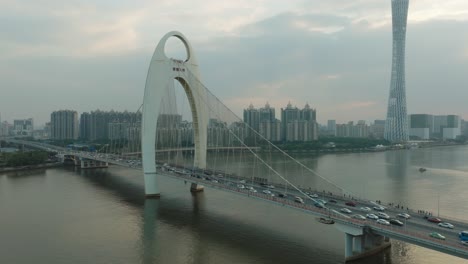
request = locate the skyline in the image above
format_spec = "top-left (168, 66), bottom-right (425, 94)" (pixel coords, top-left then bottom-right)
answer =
top-left (1, 0), bottom-right (468, 125)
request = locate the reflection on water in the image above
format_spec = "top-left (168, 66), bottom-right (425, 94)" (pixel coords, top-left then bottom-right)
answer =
top-left (1, 146), bottom-right (468, 264)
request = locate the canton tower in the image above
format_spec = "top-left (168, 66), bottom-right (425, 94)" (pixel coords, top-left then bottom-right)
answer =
top-left (384, 0), bottom-right (409, 142)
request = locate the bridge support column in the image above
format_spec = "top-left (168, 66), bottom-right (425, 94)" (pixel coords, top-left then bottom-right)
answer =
top-left (190, 183), bottom-right (204, 193)
top-left (144, 172), bottom-right (160, 198)
top-left (345, 233), bottom-right (353, 258)
top-left (336, 224), bottom-right (391, 262)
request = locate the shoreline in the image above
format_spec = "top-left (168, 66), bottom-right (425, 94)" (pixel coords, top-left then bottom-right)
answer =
top-left (0, 162), bottom-right (63, 174)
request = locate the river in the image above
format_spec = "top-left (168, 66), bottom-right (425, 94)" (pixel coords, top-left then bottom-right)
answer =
top-left (1, 145), bottom-right (467, 263)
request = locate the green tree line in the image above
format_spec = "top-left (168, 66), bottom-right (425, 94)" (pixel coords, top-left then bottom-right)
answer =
top-left (3, 151), bottom-right (49, 167)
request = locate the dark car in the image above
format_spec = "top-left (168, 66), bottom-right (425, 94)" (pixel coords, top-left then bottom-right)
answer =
top-left (278, 193), bottom-right (288, 198)
top-left (345, 201), bottom-right (357, 207)
top-left (427, 217), bottom-right (442, 223)
top-left (389, 219), bottom-right (404, 226)
top-left (329, 199), bottom-right (337, 203)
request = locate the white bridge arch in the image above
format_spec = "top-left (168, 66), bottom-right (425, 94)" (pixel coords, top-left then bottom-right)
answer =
top-left (142, 31), bottom-right (208, 197)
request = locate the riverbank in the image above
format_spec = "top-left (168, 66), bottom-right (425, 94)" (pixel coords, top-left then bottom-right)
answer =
top-left (0, 162), bottom-right (63, 174)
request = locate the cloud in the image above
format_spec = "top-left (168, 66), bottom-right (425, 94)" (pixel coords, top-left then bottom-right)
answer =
top-left (1, 1), bottom-right (468, 126)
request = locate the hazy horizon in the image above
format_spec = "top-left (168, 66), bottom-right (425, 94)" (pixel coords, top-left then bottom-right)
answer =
top-left (1, 0), bottom-right (468, 126)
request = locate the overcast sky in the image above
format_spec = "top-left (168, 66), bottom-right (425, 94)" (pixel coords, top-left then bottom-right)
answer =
top-left (1, 0), bottom-right (468, 126)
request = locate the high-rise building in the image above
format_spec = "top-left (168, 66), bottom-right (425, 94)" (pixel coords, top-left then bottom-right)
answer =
top-left (51, 110), bottom-right (79, 140)
top-left (281, 103), bottom-right (317, 141)
top-left (384, 0), bottom-right (410, 142)
top-left (243, 104), bottom-right (260, 137)
top-left (259, 102), bottom-right (275, 122)
top-left (409, 114), bottom-right (432, 139)
top-left (370, 120), bottom-right (386, 139)
top-left (79, 110), bottom-right (141, 141)
top-left (12, 118), bottom-right (34, 136)
top-left (327, 120), bottom-right (336, 136)
top-left (281, 102), bottom-right (300, 140)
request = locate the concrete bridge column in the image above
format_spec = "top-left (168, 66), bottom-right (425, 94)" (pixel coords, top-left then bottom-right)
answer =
top-left (353, 235), bottom-right (363, 254)
top-left (345, 233), bottom-right (353, 258)
top-left (190, 183), bottom-right (204, 193)
top-left (336, 224), bottom-right (391, 262)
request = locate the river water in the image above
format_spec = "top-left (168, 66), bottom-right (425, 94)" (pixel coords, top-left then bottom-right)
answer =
top-left (1, 145), bottom-right (468, 263)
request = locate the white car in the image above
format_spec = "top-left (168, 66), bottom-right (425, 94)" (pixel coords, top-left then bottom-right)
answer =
top-left (249, 188), bottom-right (257, 193)
top-left (340, 208), bottom-right (352, 214)
top-left (239, 180), bottom-right (246, 184)
top-left (376, 219), bottom-right (390, 225)
top-left (352, 214), bottom-right (366, 220)
top-left (397, 213), bottom-right (411, 219)
top-left (310, 193), bottom-right (319, 198)
top-left (438, 222), bottom-right (454, 229)
top-left (294, 196), bottom-right (304, 204)
top-left (376, 212), bottom-right (390, 219)
top-left (237, 184), bottom-right (245, 189)
top-left (267, 185), bottom-right (275, 189)
top-left (262, 190), bottom-right (272, 194)
top-left (373, 206), bottom-right (386, 211)
top-left (366, 214), bottom-right (379, 220)
top-left (360, 207), bottom-right (371, 212)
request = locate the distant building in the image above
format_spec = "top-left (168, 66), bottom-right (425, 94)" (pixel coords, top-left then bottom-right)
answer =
top-left (51, 110), bottom-right (79, 140)
top-left (13, 118), bottom-right (34, 136)
top-left (243, 103), bottom-right (282, 141)
top-left (281, 103), bottom-right (317, 141)
top-left (370, 120), bottom-right (385, 139)
top-left (327, 120), bottom-right (336, 136)
top-left (243, 104), bottom-right (260, 137)
top-left (409, 114), bottom-right (461, 140)
top-left (336, 121), bottom-right (369, 138)
top-left (409, 114), bottom-right (433, 140)
top-left (79, 110), bottom-right (141, 141)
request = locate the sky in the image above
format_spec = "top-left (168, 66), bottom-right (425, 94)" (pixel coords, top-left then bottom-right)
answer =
top-left (1, 0), bottom-right (468, 127)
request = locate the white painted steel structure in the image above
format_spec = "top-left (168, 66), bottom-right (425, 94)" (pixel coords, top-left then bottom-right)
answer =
top-left (141, 31), bottom-right (208, 197)
top-left (384, 0), bottom-right (410, 142)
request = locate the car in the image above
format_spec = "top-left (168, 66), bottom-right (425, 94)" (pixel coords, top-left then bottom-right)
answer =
top-left (438, 222), bottom-right (454, 229)
top-left (459, 231), bottom-right (468, 241)
top-left (376, 212), bottom-right (390, 219)
top-left (376, 219), bottom-right (390, 225)
top-left (427, 217), bottom-right (442, 223)
top-left (267, 185), bottom-right (275, 189)
top-left (310, 193), bottom-right (319, 198)
top-left (345, 201), bottom-right (357, 207)
top-left (389, 219), bottom-right (404, 226)
top-left (262, 190), bottom-right (272, 194)
top-left (316, 199), bottom-right (327, 205)
top-left (239, 180), bottom-right (246, 184)
top-left (340, 208), bottom-right (352, 214)
top-left (397, 213), bottom-right (411, 219)
top-left (366, 214), bottom-right (379, 220)
top-left (360, 207), bottom-right (371, 212)
top-left (211, 180), bottom-right (218, 183)
top-left (352, 214), bottom-right (366, 220)
top-left (329, 199), bottom-right (337, 203)
top-left (294, 196), bottom-right (304, 204)
top-left (429, 232), bottom-right (445, 240)
top-left (461, 241), bottom-right (468, 246)
top-left (314, 202), bottom-right (326, 208)
top-left (373, 206), bottom-right (386, 211)
top-left (278, 193), bottom-right (288, 198)
top-left (249, 188), bottom-right (257, 193)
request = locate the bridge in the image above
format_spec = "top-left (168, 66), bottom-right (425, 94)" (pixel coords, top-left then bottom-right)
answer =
top-left (4, 31), bottom-right (467, 262)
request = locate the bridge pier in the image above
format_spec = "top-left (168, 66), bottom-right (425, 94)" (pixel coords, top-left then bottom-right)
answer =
top-left (336, 224), bottom-right (391, 262)
top-left (144, 172), bottom-right (161, 198)
top-left (190, 183), bottom-right (204, 193)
